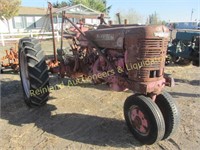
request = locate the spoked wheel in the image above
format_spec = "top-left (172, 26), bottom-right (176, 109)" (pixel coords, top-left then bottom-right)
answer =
top-left (124, 95), bottom-right (165, 145)
top-left (155, 91), bottom-right (180, 140)
top-left (19, 37), bottom-right (49, 107)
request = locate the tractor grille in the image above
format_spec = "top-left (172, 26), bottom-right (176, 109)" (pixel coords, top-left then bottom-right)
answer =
top-left (137, 70), bottom-right (149, 78)
top-left (136, 38), bottom-right (168, 80)
top-left (139, 39), bottom-right (168, 58)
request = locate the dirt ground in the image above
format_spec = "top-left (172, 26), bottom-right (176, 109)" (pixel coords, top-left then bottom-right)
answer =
top-left (0, 41), bottom-right (200, 150)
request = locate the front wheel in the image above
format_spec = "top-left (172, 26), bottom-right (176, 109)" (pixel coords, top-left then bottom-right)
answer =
top-left (19, 38), bottom-right (49, 107)
top-left (155, 91), bottom-right (180, 140)
top-left (124, 95), bottom-right (165, 145)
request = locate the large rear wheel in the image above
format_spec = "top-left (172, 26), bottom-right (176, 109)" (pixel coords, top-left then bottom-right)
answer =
top-left (19, 38), bottom-right (49, 107)
top-left (124, 95), bottom-right (165, 145)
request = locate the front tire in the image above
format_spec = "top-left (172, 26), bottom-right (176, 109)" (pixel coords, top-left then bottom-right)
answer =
top-left (19, 38), bottom-right (49, 107)
top-left (124, 95), bottom-right (165, 145)
top-left (155, 91), bottom-right (180, 140)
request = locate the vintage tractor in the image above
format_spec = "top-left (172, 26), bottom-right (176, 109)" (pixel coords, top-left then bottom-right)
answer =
top-left (1, 47), bottom-right (19, 73)
top-left (166, 29), bottom-right (200, 66)
top-left (18, 4), bottom-right (179, 145)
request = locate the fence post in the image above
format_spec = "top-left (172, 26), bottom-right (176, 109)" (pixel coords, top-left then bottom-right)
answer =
top-left (56, 31), bottom-right (60, 42)
top-left (1, 33), bottom-right (5, 46)
top-left (30, 31), bottom-right (33, 38)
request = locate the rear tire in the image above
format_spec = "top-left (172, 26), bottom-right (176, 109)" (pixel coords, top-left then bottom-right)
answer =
top-left (124, 95), bottom-right (165, 145)
top-left (19, 37), bottom-right (49, 107)
top-left (155, 91), bottom-right (180, 140)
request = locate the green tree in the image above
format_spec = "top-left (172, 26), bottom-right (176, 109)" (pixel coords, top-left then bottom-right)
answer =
top-left (67, 0), bottom-right (111, 13)
top-left (147, 12), bottom-right (162, 25)
top-left (53, 1), bottom-right (68, 8)
top-left (114, 9), bottom-right (142, 24)
top-left (0, 0), bottom-right (21, 33)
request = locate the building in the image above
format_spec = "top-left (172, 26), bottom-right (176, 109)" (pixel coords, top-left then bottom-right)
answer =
top-left (55, 4), bottom-right (106, 27)
top-left (0, 4), bottom-right (108, 33)
top-left (0, 6), bottom-right (48, 33)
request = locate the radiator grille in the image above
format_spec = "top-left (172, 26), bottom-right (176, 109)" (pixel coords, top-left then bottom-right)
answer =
top-left (136, 38), bottom-right (168, 79)
top-left (139, 39), bottom-right (168, 58)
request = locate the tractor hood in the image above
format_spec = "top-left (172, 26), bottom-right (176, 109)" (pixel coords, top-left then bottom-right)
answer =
top-left (85, 25), bottom-right (170, 49)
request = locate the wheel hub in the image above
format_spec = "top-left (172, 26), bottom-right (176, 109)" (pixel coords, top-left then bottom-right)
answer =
top-left (129, 106), bottom-right (150, 136)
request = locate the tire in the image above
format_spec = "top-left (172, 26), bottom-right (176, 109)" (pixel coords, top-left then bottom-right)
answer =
top-left (124, 95), bottom-right (165, 145)
top-left (192, 60), bottom-right (199, 66)
top-left (19, 37), bottom-right (49, 107)
top-left (0, 65), bottom-right (3, 73)
top-left (155, 91), bottom-right (180, 140)
top-left (176, 58), bottom-right (191, 66)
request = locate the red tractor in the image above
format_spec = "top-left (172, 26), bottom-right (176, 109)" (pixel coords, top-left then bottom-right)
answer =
top-left (18, 4), bottom-right (179, 145)
top-left (1, 47), bottom-right (19, 73)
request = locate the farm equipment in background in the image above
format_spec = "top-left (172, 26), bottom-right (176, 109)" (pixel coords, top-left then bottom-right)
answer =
top-left (1, 46), bottom-right (19, 73)
top-left (166, 30), bottom-right (200, 66)
top-left (18, 3), bottom-right (179, 145)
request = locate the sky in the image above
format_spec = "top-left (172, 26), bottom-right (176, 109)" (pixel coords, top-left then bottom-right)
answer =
top-left (21, 0), bottom-right (200, 23)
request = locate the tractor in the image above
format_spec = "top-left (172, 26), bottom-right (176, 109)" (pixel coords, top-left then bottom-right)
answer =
top-left (18, 3), bottom-right (179, 145)
top-left (1, 46), bottom-right (19, 73)
top-left (166, 29), bottom-right (200, 66)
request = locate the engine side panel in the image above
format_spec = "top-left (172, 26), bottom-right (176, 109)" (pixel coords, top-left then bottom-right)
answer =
top-left (85, 27), bottom-right (126, 49)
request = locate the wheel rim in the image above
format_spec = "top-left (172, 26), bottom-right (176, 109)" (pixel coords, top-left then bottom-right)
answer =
top-left (20, 51), bottom-right (30, 98)
top-left (128, 106), bottom-right (150, 136)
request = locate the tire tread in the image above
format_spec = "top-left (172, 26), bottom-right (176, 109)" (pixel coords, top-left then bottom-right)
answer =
top-left (19, 37), bottom-right (49, 107)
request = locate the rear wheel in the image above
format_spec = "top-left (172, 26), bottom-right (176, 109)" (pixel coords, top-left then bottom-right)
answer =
top-left (19, 37), bottom-right (49, 107)
top-left (155, 91), bottom-right (180, 140)
top-left (124, 95), bottom-right (165, 145)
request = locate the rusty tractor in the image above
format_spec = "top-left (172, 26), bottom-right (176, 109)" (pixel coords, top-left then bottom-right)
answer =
top-left (18, 3), bottom-right (179, 145)
top-left (1, 47), bottom-right (19, 73)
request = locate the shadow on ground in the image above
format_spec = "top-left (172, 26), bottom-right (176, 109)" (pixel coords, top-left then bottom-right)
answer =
top-left (1, 104), bottom-right (141, 148)
top-left (169, 92), bottom-right (199, 98)
top-left (174, 79), bottom-right (200, 86)
top-left (1, 79), bottom-right (141, 148)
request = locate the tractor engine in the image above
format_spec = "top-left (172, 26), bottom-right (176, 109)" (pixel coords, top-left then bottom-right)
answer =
top-left (75, 25), bottom-right (170, 95)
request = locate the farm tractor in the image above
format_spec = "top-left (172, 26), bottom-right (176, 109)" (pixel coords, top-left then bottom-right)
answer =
top-left (166, 29), bottom-right (200, 66)
top-left (1, 46), bottom-right (19, 73)
top-left (18, 3), bottom-right (179, 145)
